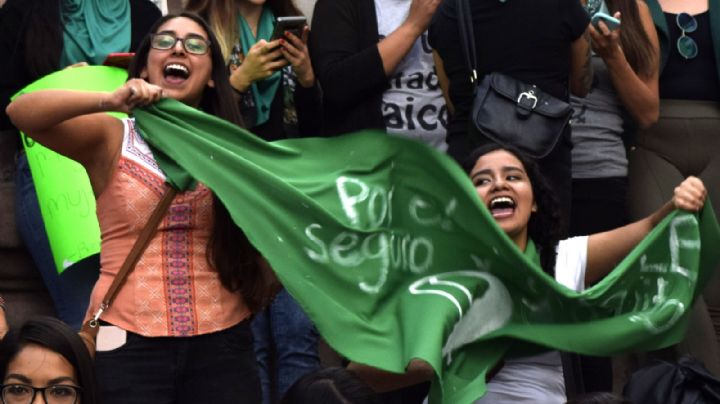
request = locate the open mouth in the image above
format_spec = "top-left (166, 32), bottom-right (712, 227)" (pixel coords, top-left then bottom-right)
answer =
top-left (488, 196), bottom-right (516, 219)
top-left (163, 63), bottom-right (190, 84)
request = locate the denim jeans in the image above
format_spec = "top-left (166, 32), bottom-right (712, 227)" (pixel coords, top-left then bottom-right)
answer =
top-left (15, 153), bottom-right (98, 330)
top-left (95, 320), bottom-right (261, 404)
top-left (252, 288), bottom-right (320, 403)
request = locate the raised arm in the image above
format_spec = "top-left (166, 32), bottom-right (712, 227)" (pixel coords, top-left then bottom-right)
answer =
top-left (5, 78), bottom-right (163, 194)
top-left (590, 4), bottom-right (660, 128)
top-left (310, 0), bottom-right (439, 108)
top-left (376, 0), bottom-right (441, 75)
top-left (585, 177), bottom-right (707, 285)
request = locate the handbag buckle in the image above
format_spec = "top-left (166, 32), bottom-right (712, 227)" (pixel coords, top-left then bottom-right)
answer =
top-left (517, 89), bottom-right (538, 110)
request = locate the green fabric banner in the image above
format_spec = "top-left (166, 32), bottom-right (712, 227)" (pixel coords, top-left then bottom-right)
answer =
top-left (133, 98), bottom-right (720, 403)
top-left (12, 66), bottom-right (128, 273)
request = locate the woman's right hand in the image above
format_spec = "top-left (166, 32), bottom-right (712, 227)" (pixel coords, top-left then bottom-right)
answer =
top-left (102, 78), bottom-right (164, 114)
top-left (230, 40), bottom-right (288, 92)
top-left (589, 12), bottom-right (623, 63)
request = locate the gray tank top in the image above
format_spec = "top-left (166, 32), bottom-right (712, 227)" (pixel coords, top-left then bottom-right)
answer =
top-left (569, 55), bottom-right (628, 179)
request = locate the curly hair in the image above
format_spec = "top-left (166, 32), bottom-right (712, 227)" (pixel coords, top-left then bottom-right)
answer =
top-left (463, 143), bottom-right (562, 276)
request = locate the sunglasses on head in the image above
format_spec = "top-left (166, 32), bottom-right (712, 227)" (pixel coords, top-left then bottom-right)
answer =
top-left (150, 32), bottom-right (210, 55)
top-left (676, 12), bottom-right (698, 60)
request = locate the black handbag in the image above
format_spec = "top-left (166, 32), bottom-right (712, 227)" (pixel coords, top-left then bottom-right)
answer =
top-left (457, 0), bottom-right (573, 159)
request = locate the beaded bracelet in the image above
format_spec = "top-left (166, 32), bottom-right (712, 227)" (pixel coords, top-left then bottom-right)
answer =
top-left (0, 295), bottom-right (6, 312)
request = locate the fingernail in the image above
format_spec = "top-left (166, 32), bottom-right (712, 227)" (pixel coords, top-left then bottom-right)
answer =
top-left (280, 39), bottom-right (285, 44)
top-left (285, 31), bottom-right (290, 37)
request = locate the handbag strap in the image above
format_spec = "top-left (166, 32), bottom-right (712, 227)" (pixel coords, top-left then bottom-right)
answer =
top-left (87, 186), bottom-right (177, 328)
top-left (456, 0), bottom-right (478, 84)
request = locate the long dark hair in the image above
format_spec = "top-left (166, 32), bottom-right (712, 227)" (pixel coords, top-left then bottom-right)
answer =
top-left (280, 367), bottom-right (382, 404)
top-left (463, 144), bottom-right (561, 276)
top-left (185, 0), bottom-right (303, 61)
top-left (606, 0), bottom-right (656, 78)
top-left (127, 12), bottom-right (271, 312)
top-left (0, 316), bottom-right (98, 404)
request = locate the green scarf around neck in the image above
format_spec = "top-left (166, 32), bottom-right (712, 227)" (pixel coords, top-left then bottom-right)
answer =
top-left (238, 6), bottom-right (281, 127)
top-left (60, 0), bottom-right (131, 67)
top-left (523, 239), bottom-right (541, 268)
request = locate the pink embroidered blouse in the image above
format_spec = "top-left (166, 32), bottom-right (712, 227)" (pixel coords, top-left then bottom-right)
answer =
top-left (86, 118), bottom-right (250, 337)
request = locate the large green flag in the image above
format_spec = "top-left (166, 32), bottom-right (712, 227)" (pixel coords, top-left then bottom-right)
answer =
top-left (133, 99), bottom-right (720, 404)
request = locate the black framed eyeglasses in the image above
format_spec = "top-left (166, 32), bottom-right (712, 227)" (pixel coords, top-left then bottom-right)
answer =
top-left (676, 12), bottom-right (698, 59)
top-left (150, 33), bottom-right (211, 55)
top-left (1, 384), bottom-right (81, 404)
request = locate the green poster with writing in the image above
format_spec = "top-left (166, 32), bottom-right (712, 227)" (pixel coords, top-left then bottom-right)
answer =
top-left (12, 66), bottom-right (127, 273)
top-left (133, 98), bottom-right (720, 404)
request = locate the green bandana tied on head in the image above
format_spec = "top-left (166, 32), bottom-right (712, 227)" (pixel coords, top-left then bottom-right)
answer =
top-left (133, 98), bottom-right (720, 404)
top-left (60, 0), bottom-right (131, 67)
top-left (238, 6), bottom-right (281, 127)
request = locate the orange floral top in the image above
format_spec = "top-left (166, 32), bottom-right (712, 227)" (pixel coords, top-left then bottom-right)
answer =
top-left (86, 118), bottom-right (250, 337)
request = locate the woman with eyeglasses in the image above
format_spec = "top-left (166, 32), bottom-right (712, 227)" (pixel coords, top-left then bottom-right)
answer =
top-left (6, 12), bottom-right (275, 403)
top-left (624, 0), bottom-right (720, 377)
top-left (0, 316), bottom-right (98, 404)
top-left (182, 1), bottom-right (323, 402)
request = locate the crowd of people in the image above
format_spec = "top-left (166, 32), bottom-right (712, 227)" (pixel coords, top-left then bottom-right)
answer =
top-left (0, 0), bottom-right (719, 403)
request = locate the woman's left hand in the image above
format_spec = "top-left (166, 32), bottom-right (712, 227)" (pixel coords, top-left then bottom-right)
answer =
top-left (588, 12), bottom-right (623, 62)
top-left (673, 176), bottom-right (707, 212)
top-left (280, 26), bottom-right (315, 88)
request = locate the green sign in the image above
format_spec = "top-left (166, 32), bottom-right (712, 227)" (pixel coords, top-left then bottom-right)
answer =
top-left (133, 99), bottom-right (720, 404)
top-left (12, 66), bottom-right (128, 273)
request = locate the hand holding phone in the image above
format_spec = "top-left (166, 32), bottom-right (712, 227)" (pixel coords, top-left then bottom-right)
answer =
top-left (588, 10), bottom-right (623, 62)
top-left (278, 25), bottom-right (315, 88)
